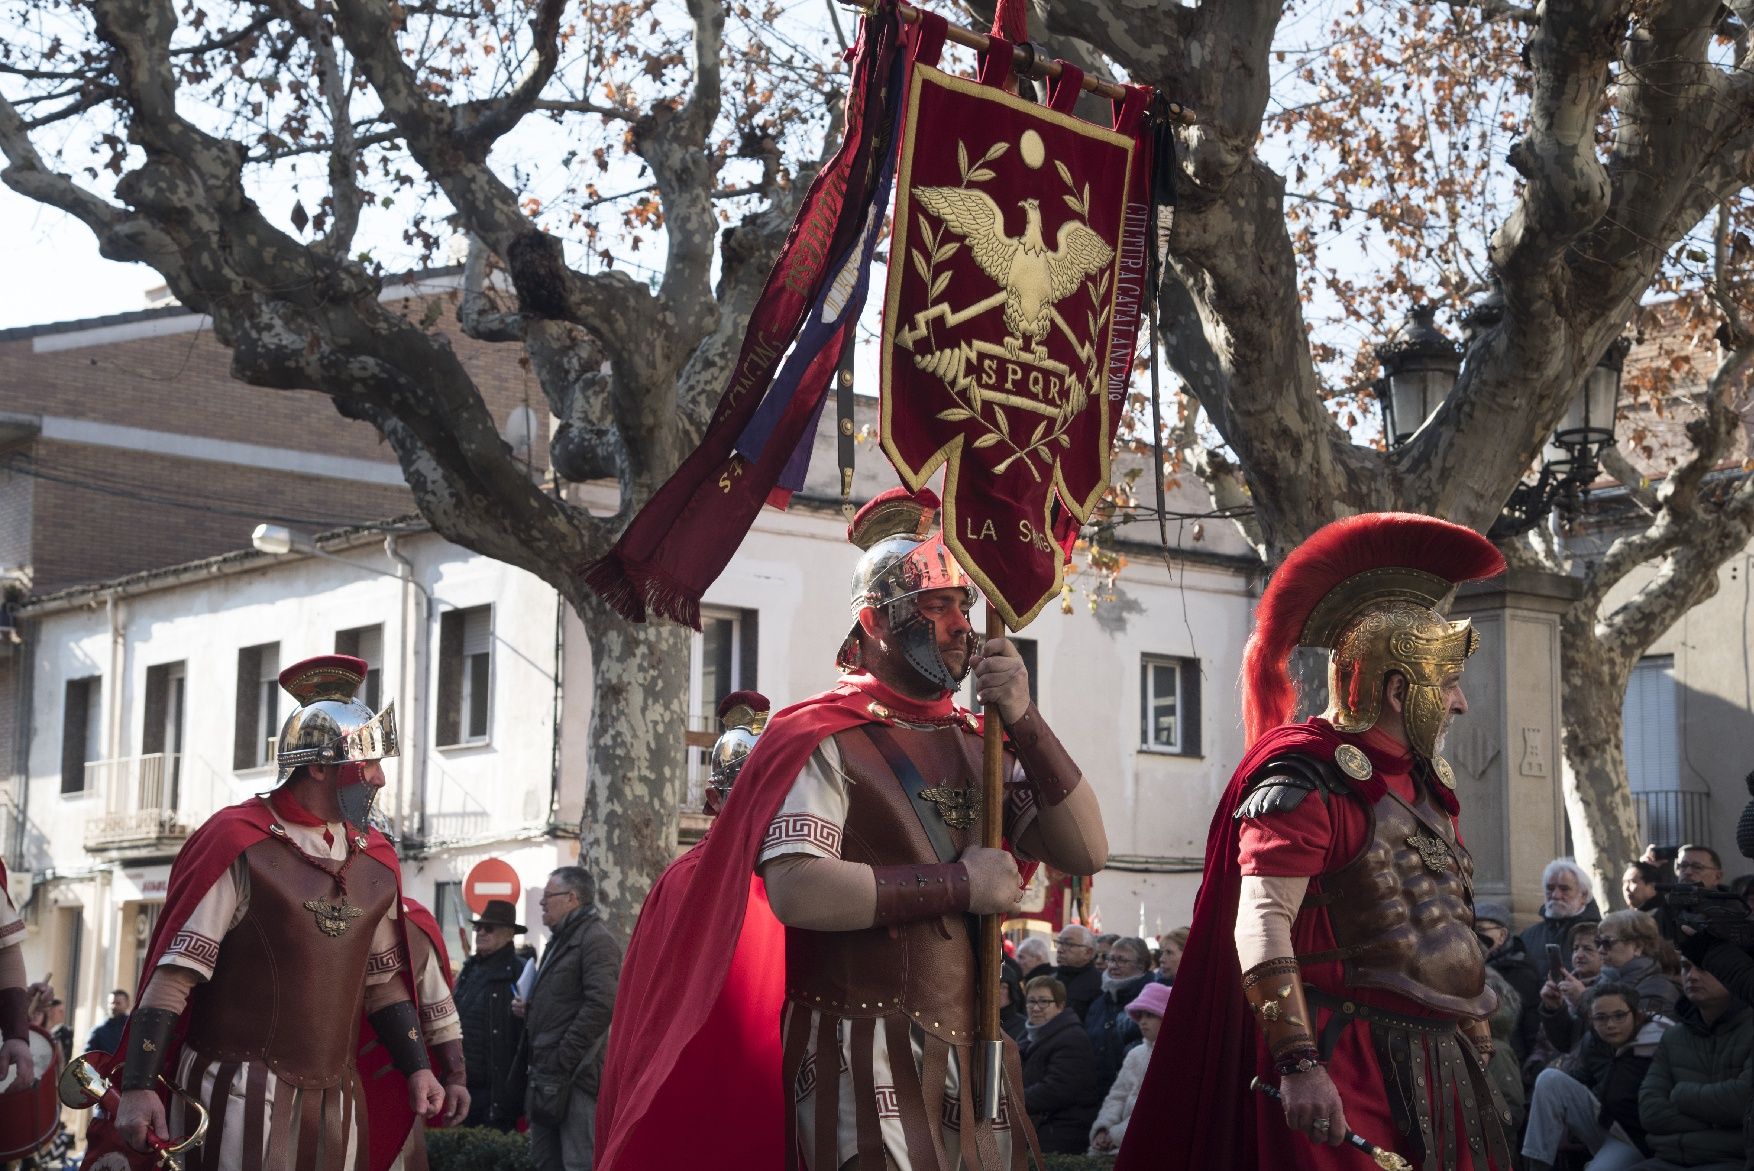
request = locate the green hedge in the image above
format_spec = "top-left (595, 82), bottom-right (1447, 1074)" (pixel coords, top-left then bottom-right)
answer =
top-left (426, 1126), bottom-right (537, 1171)
top-left (425, 1126), bottom-right (1114, 1170)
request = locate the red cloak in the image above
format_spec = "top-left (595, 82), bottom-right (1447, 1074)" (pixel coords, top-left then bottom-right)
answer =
top-left (594, 675), bottom-right (987, 1171)
top-left (366, 899), bottom-right (454, 1171)
top-left (1114, 719), bottom-right (1399, 1171)
top-left (80, 796), bottom-right (408, 1170)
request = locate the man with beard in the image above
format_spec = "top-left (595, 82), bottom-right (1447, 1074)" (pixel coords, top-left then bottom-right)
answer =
top-left (1119, 513), bottom-right (1513, 1171)
top-left (594, 486), bottom-right (1108, 1171)
top-left (1518, 859), bottom-right (1601, 961)
top-left (100, 655), bottom-right (443, 1170)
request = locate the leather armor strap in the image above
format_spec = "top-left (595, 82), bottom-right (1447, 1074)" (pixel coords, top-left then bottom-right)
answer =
top-left (120, 1006), bottom-right (182, 1091)
top-left (1241, 958), bottom-right (1318, 1068)
top-left (431, 1038), bottom-right (466, 1087)
top-left (871, 863), bottom-right (971, 926)
top-left (368, 1001), bottom-right (432, 1075)
top-left (1005, 705), bottom-right (1081, 807)
top-left (0, 988), bottom-right (26, 1044)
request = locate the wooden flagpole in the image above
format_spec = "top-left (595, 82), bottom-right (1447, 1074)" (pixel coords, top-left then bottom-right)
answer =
top-left (976, 605), bottom-right (1006, 1121)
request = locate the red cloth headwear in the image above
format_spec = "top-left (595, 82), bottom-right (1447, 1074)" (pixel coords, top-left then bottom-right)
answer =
top-left (1240, 513), bottom-right (1504, 747)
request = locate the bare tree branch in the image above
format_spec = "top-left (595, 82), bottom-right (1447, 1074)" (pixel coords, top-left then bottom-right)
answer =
top-left (455, 0), bottom-right (566, 149)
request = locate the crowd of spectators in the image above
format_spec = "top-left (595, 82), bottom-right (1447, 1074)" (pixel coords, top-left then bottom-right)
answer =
top-left (1505, 848), bottom-right (1754, 1171)
top-left (1008, 839), bottom-right (1752, 1167)
top-left (1013, 927), bottom-right (1191, 1154)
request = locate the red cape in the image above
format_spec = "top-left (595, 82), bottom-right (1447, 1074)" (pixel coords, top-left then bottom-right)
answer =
top-left (594, 675), bottom-right (984, 1171)
top-left (80, 797), bottom-right (407, 1170)
top-left (1113, 720), bottom-right (1392, 1171)
top-left (366, 899), bottom-right (453, 1171)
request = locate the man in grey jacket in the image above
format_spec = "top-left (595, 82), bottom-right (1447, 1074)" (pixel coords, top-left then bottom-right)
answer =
top-left (525, 866), bottom-right (621, 1171)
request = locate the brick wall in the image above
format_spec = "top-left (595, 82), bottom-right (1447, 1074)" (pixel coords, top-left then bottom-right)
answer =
top-left (0, 295), bottom-right (549, 470)
top-left (25, 440), bottom-right (414, 592)
top-left (1, 286), bottom-right (559, 591)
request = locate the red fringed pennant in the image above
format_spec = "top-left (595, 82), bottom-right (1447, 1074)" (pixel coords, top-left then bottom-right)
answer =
top-left (880, 36), bottom-right (1155, 629)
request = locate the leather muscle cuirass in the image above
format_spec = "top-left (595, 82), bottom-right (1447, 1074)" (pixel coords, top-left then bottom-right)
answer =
top-left (1307, 771), bottom-right (1494, 1017)
top-left (783, 723), bottom-right (993, 1045)
top-left (185, 838), bottom-right (400, 1086)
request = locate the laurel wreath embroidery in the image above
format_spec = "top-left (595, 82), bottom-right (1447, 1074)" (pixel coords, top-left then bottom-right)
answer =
top-left (909, 137), bottom-right (1113, 481)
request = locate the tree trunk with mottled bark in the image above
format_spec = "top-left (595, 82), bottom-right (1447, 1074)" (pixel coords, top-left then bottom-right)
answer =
top-left (576, 597), bottom-right (693, 931)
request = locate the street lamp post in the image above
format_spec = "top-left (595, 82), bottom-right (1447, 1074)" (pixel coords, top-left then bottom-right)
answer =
top-left (1375, 300), bottom-right (1627, 539)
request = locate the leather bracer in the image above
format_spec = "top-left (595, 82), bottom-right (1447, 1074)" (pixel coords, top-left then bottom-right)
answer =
top-left (120, 1006), bottom-right (181, 1091)
top-left (1242, 958), bottom-right (1320, 1074)
top-left (871, 863), bottom-right (971, 926)
top-left (430, 1038), bottom-right (466, 1087)
top-left (1006, 704), bottom-right (1082, 807)
top-left (0, 988), bottom-right (26, 1045)
top-left (367, 1001), bottom-right (432, 1076)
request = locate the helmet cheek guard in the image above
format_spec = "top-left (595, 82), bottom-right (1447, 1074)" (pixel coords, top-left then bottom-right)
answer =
top-left (333, 762), bottom-right (380, 832)
top-left (887, 594), bottom-right (979, 692)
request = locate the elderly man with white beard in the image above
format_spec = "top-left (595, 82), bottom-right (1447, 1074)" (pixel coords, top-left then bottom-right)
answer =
top-left (1517, 859), bottom-right (1603, 965)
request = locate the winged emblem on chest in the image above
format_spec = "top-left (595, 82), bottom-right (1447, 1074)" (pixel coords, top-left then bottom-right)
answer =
top-left (918, 785), bottom-right (982, 830)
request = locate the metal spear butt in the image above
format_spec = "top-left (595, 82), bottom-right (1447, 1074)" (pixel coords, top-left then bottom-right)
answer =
top-left (977, 1038), bottom-right (1003, 1120)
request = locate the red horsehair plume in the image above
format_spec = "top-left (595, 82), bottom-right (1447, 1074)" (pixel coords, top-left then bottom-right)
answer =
top-left (1241, 513), bottom-right (1505, 746)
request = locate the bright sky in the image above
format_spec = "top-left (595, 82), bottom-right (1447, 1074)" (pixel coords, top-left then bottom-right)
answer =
top-left (0, 184), bottom-right (163, 330)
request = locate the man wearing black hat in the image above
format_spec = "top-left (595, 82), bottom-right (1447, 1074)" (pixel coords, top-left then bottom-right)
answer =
top-left (453, 899), bottom-right (527, 1130)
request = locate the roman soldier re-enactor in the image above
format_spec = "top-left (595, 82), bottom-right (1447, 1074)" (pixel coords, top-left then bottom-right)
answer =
top-left (101, 655), bottom-right (444, 1170)
top-left (594, 486), bottom-right (1108, 1171)
top-left (1118, 513), bottom-right (1514, 1171)
top-left (706, 690), bottom-right (769, 815)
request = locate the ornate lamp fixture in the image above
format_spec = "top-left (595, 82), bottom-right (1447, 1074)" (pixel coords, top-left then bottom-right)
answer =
top-left (1376, 294), bottom-right (1626, 540)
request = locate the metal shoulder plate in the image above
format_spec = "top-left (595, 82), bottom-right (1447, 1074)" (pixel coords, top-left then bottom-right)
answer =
top-left (1234, 754), bottom-right (1351, 821)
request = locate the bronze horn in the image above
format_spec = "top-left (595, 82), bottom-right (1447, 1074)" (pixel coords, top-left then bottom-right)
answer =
top-left (58, 1053), bottom-right (209, 1169)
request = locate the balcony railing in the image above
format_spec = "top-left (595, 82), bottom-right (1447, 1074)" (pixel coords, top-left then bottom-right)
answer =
top-left (1632, 788), bottom-right (1714, 853)
top-left (83, 753), bottom-right (191, 853)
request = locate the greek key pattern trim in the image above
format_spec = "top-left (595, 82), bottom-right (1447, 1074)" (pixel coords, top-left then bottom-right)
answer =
top-left (942, 1097), bottom-right (1010, 1130)
top-left (418, 1000), bottom-right (455, 1025)
top-left (365, 946), bottom-right (402, 977)
top-left (763, 813), bottom-right (842, 856)
top-left (163, 930), bottom-right (222, 969)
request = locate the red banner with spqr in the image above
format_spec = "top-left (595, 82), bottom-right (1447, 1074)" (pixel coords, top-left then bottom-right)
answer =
top-left (881, 28), bottom-right (1154, 629)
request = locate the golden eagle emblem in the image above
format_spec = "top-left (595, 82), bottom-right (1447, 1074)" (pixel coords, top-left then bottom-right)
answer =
top-left (911, 187), bottom-right (1115, 356)
top-left (918, 785), bottom-right (981, 830)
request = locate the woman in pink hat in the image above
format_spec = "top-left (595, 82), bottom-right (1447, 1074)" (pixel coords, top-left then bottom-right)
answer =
top-left (1089, 980), bottom-right (1170, 1154)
